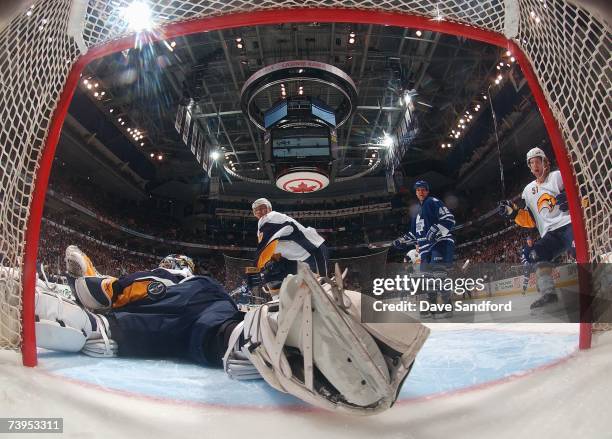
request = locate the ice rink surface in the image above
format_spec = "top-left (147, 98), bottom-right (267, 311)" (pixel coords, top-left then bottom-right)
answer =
top-left (1, 295), bottom-right (611, 438)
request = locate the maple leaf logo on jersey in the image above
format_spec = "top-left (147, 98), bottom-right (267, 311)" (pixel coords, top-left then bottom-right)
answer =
top-left (537, 193), bottom-right (557, 213)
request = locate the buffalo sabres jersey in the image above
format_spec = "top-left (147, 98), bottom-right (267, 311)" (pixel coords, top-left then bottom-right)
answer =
top-left (256, 211), bottom-right (325, 266)
top-left (410, 196), bottom-right (455, 256)
top-left (521, 170), bottom-right (571, 237)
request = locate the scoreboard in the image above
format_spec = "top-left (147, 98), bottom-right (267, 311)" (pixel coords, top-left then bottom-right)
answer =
top-left (271, 127), bottom-right (331, 161)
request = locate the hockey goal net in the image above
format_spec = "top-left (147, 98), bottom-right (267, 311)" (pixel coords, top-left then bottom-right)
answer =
top-left (0, 0), bottom-right (609, 366)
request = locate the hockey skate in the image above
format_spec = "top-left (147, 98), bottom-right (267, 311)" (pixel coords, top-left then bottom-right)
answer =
top-left (419, 310), bottom-right (433, 319)
top-left (432, 308), bottom-right (454, 319)
top-left (529, 292), bottom-right (559, 315)
top-left (65, 245), bottom-right (100, 278)
top-left (65, 246), bottom-right (117, 311)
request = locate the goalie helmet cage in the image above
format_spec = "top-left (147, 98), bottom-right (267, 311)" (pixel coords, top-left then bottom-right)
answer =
top-left (0, 0), bottom-right (609, 367)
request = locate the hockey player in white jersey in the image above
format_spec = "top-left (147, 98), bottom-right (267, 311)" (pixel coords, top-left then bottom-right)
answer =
top-left (249, 198), bottom-right (329, 291)
top-left (498, 147), bottom-right (574, 310)
top-left (33, 246), bottom-right (430, 415)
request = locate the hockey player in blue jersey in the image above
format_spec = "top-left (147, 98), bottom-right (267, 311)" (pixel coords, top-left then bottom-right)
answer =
top-left (393, 180), bottom-right (456, 316)
top-left (521, 236), bottom-right (537, 295)
top-left (393, 180), bottom-right (455, 263)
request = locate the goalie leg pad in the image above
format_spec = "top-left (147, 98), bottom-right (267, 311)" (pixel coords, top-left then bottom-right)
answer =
top-left (35, 289), bottom-right (117, 357)
top-left (223, 321), bottom-right (262, 380)
top-left (242, 263), bottom-right (430, 415)
top-left (35, 289), bottom-right (95, 352)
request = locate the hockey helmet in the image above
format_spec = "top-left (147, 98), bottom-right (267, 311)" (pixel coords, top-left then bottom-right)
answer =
top-left (159, 254), bottom-right (195, 273)
top-left (413, 180), bottom-right (429, 191)
top-left (252, 198), bottom-right (272, 211)
top-left (526, 147), bottom-right (547, 165)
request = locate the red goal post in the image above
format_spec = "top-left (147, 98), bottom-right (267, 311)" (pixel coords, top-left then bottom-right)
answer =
top-left (0, 1), bottom-right (608, 367)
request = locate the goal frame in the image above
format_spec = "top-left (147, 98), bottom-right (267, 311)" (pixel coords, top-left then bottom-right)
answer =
top-left (19, 8), bottom-right (593, 367)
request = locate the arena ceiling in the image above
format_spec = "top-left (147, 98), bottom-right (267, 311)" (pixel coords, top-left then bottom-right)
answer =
top-left (77, 22), bottom-right (502, 192)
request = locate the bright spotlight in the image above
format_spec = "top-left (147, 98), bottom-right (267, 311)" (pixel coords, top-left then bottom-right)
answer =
top-left (210, 151), bottom-right (220, 160)
top-left (382, 133), bottom-right (393, 147)
top-left (122, 1), bottom-right (153, 32)
top-left (403, 91), bottom-right (412, 105)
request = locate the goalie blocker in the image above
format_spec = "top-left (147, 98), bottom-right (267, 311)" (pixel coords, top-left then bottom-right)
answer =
top-left (227, 262), bottom-right (430, 414)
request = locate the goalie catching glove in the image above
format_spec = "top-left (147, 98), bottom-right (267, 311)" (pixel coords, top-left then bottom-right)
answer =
top-left (227, 262), bottom-right (430, 415)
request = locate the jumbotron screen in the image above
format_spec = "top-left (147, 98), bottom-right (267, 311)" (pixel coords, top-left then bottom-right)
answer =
top-left (264, 101), bottom-right (288, 129)
top-left (271, 127), bottom-right (331, 159)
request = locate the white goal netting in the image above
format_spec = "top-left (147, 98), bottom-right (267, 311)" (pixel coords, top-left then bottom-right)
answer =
top-left (0, 0), bottom-right (610, 355)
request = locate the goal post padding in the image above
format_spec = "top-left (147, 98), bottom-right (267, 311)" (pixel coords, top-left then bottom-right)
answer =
top-left (0, 1), bottom-right (608, 365)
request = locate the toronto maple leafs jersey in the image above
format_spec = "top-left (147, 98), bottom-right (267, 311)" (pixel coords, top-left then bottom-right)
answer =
top-left (410, 196), bottom-right (455, 256)
top-left (521, 170), bottom-right (571, 237)
top-left (521, 245), bottom-right (535, 264)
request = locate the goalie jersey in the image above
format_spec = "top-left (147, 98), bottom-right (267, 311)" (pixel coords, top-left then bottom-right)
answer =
top-left (519, 170), bottom-right (571, 237)
top-left (411, 196), bottom-right (455, 256)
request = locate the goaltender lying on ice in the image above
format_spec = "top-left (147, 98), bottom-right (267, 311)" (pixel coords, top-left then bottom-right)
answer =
top-left (32, 246), bottom-right (429, 415)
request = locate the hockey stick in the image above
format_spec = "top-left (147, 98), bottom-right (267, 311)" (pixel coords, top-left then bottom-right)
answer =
top-left (487, 85), bottom-right (506, 198)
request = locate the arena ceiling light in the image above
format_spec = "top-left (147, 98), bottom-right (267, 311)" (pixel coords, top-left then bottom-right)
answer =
top-left (121, 1), bottom-right (153, 32)
top-left (210, 151), bottom-right (220, 160)
top-left (382, 133), bottom-right (393, 148)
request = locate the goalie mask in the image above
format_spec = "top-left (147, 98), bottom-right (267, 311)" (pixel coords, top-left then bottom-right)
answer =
top-left (159, 254), bottom-right (195, 274)
top-left (234, 263), bottom-right (430, 415)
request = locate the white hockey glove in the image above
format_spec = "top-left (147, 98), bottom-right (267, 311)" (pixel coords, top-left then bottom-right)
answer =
top-left (425, 224), bottom-right (442, 244)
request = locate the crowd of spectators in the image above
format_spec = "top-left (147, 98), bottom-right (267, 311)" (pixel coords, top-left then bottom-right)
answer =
top-left (458, 94), bottom-right (534, 179)
top-left (38, 218), bottom-right (228, 281)
top-left (193, 194), bottom-right (396, 216)
top-left (48, 174), bottom-right (181, 239)
top-left (456, 226), bottom-right (534, 264)
top-left (37, 219), bottom-right (157, 277)
top-left (47, 171), bottom-right (408, 249)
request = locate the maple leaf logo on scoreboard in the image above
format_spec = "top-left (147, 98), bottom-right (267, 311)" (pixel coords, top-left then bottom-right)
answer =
top-left (276, 169), bottom-right (329, 193)
top-left (288, 181), bottom-right (318, 193)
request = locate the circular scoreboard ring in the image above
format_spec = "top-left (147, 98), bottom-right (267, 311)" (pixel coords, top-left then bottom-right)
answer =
top-left (241, 60), bottom-right (358, 131)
